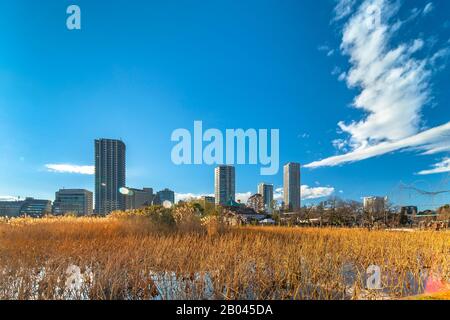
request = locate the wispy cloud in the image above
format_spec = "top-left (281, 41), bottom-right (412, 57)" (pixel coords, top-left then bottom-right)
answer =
top-left (318, 44), bottom-right (335, 57)
top-left (333, 0), bottom-right (357, 21)
top-left (423, 2), bottom-right (434, 16)
top-left (45, 164), bottom-right (95, 175)
top-left (306, 0), bottom-right (450, 168)
top-left (417, 158), bottom-right (450, 175)
top-left (305, 122), bottom-right (450, 168)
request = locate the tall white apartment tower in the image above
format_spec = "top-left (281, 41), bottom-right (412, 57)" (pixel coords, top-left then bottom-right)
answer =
top-left (214, 165), bottom-right (235, 205)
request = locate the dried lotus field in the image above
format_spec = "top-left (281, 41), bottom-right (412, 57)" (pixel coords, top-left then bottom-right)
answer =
top-left (0, 216), bottom-right (449, 300)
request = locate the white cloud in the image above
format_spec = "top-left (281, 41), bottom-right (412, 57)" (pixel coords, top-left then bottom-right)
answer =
top-left (430, 48), bottom-right (450, 68)
top-left (423, 2), bottom-right (434, 15)
top-left (332, 139), bottom-right (348, 151)
top-left (299, 132), bottom-right (310, 139)
top-left (417, 158), bottom-right (450, 175)
top-left (338, 72), bottom-right (347, 81)
top-left (305, 122), bottom-right (450, 167)
top-left (318, 45), bottom-right (335, 57)
top-left (274, 188), bottom-right (284, 201)
top-left (302, 185), bottom-right (336, 200)
top-left (318, 45), bottom-right (330, 52)
top-left (333, 0), bottom-right (357, 21)
top-left (236, 192), bottom-right (252, 203)
top-left (339, 0), bottom-right (429, 147)
top-left (175, 192), bottom-right (252, 204)
top-left (306, 0), bottom-right (450, 168)
top-left (410, 8), bottom-right (420, 20)
top-left (175, 193), bottom-right (213, 202)
top-left (331, 66), bottom-right (342, 76)
top-left (273, 186), bottom-right (335, 201)
top-left (45, 164), bottom-right (95, 175)
top-left (0, 196), bottom-right (20, 201)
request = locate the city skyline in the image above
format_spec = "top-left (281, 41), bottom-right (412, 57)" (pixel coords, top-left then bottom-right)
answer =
top-left (0, 138), bottom-right (426, 211)
top-left (1, 0), bottom-right (449, 210)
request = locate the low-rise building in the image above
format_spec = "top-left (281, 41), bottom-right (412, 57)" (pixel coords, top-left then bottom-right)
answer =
top-left (0, 200), bottom-right (24, 217)
top-left (221, 200), bottom-right (267, 225)
top-left (20, 198), bottom-right (52, 217)
top-left (53, 189), bottom-right (93, 216)
top-left (247, 193), bottom-right (265, 213)
top-left (201, 196), bottom-right (215, 204)
top-left (363, 196), bottom-right (388, 214)
top-left (153, 188), bottom-right (175, 205)
top-left (400, 206), bottom-right (418, 216)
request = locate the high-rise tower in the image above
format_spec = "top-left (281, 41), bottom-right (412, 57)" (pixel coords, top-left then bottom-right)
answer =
top-left (283, 162), bottom-right (300, 211)
top-left (95, 139), bottom-right (126, 214)
top-left (214, 165), bottom-right (235, 205)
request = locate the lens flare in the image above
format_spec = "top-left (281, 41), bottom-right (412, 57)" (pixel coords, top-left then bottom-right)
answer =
top-left (163, 200), bottom-right (173, 209)
top-left (119, 187), bottom-right (130, 195)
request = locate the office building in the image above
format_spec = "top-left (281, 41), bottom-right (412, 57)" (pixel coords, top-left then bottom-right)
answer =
top-left (19, 198), bottom-right (52, 217)
top-left (201, 196), bottom-right (215, 204)
top-left (199, 196), bottom-right (215, 208)
top-left (95, 139), bottom-right (126, 214)
top-left (214, 165), bottom-right (235, 205)
top-left (53, 189), bottom-right (93, 216)
top-left (0, 200), bottom-right (24, 217)
top-left (363, 196), bottom-right (388, 214)
top-left (125, 187), bottom-right (154, 210)
top-left (153, 188), bottom-right (175, 205)
top-left (283, 162), bottom-right (301, 211)
top-left (258, 183), bottom-right (274, 210)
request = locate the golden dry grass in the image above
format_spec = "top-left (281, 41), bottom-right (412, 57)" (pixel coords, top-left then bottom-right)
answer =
top-left (403, 291), bottom-right (450, 300)
top-left (0, 216), bottom-right (448, 300)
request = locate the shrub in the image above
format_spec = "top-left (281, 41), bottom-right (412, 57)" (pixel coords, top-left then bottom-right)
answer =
top-left (172, 203), bottom-right (205, 234)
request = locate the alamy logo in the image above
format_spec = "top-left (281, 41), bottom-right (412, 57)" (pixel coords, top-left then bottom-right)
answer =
top-left (171, 121), bottom-right (279, 175)
top-left (366, 265), bottom-right (382, 290)
top-left (66, 5), bottom-right (81, 30)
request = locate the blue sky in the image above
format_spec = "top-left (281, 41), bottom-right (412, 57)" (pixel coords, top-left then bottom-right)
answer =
top-left (0, 0), bottom-right (449, 209)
